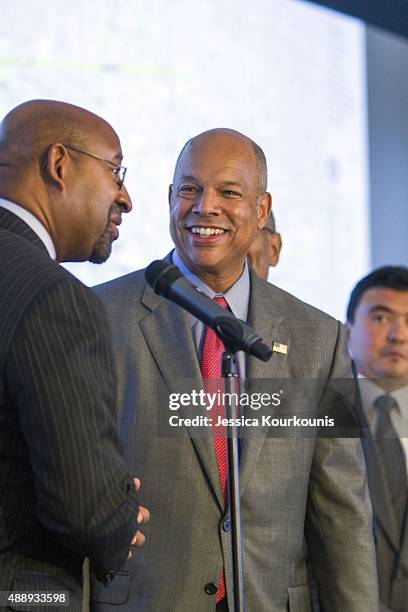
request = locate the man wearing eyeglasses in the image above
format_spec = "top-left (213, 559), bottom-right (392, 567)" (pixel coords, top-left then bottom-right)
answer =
top-left (0, 99), bottom-right (148, 611)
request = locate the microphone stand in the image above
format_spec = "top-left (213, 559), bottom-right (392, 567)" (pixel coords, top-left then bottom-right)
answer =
top-left (221, 350), bottom-right (245, 612)
top-left (145, 262), bottom-right (273, 610)
top-left (212, 316), bottom-right (270, 612)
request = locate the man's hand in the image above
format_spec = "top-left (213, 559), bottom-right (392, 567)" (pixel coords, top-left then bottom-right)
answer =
top-left (128, 478), bottom-right (150, 558)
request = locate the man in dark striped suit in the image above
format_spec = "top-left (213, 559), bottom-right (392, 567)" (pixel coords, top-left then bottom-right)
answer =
top-left (0, 100), bottom-right (147, 611)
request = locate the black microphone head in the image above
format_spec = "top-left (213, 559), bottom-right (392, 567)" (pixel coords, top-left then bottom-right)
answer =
top-left (144, 260), bottom-right (169, 287)
top-left (251, 339), bottom-right (272, 362)
top-left (145, 260), bottom-right (182, 297)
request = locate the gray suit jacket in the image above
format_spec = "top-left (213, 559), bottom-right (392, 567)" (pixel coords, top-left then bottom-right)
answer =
top-left (354, 397), bottom-right (408, 612)
top-left (0, 209), bottom-right (138, 612)
top-left (92, 264), bottom-right (379, 612)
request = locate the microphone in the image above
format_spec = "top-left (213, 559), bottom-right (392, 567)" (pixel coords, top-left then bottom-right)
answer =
top-left (145, 259), bottom-right (272, 362)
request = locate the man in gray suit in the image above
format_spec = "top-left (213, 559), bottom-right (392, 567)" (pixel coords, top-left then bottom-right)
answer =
top-left (93, 128), bottom-right (379, 611)
top-left (0, 100), bottom-right (148, 611)
top-left (347, 266), bottom-right (408, 612)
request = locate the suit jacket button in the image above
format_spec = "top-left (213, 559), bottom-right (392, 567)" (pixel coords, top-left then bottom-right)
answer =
top-left (223, 519), bottom-right (231, 532)
top-left (204, 583), bottom-right (218, 595)
top-left (102, 571), bottom-right (114, 586)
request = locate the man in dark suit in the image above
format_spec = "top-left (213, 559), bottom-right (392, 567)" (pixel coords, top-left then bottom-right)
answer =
top-left (93, 128), bottom-right (379, 611)
top-left (0, 100), bottom-right (148, 611)
top-left (347, 266), bottom-right (408, 612)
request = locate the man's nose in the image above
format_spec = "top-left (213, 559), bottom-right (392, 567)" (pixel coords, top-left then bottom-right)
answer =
top-left (115, 184), bottom-right (132, 213)
top-left (192, 189), bottom-right (220, 216)
top-left (388, 318), bottom-right (408, 342)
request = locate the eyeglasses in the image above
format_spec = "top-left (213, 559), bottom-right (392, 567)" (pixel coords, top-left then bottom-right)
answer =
top-left (63, 143), bottom-right (127, 190)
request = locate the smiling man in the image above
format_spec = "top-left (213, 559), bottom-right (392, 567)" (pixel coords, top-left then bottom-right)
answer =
top-left (94, 128), bottom-right (379, 612)
top-left (347, 266), bottom-right (408, 612)
top-left (168, 129), bottom-right (271, 291)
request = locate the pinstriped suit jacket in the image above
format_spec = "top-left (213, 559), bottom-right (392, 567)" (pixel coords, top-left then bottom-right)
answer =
top-left (0, 208), bottom-right (138, 612)
top-left (92, 264), bottom-right (380, 612)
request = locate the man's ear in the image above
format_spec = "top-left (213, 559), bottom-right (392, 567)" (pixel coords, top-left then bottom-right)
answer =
top-left (257, 192), bottom-right (272, 229)
top-left (168, 184), bottom-right (173, 208)
top-left (42, 143), bottom-right (69, 191)
top-left (268, 231), bottom-right (282, 267)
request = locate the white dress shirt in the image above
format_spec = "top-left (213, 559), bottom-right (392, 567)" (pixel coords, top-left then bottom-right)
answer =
top-left (0, 197), bottom-right (56, 259)
top-left (172, 249), bottom-right (250, 378)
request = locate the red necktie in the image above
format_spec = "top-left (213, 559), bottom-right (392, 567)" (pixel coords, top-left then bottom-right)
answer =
top-left (200, 296), bottom-right (229, 603)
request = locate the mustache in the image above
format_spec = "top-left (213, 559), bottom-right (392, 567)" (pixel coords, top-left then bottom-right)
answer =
top-left (108, 203), bottom-right (122, 220)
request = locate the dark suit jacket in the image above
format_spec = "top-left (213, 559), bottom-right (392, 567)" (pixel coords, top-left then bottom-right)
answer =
top-left (354, 387), bottom-right (408, 612)
top-left (0, 208), bottom-right (138, 612)
top-left (91, 264), bottom-right (379, 612)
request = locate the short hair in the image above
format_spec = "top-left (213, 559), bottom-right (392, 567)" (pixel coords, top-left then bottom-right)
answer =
top-left (347, 265), bottom-right (408, 322)
top-left (173, 128), bottom-right (268, 197)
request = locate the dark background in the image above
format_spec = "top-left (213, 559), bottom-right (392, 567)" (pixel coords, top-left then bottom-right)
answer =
top-left (307, 0), bottom-right (408, 39)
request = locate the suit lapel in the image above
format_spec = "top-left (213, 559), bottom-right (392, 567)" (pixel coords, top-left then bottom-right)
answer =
top-left (239, 273), bottom-right (290, 496)
top-left (139, 283), bottom-right (225, 509)
top-left (398, 512), bottom-right (408, 573)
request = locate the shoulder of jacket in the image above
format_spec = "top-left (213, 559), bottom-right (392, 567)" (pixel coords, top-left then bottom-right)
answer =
top-left (93, 268), bottom-right (147, 301)
top-left (255, 278), bottom-right (340, 330)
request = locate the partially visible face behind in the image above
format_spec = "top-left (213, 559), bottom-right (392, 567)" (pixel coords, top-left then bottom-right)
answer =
top-left (247, 227), bottom-right (282, 280)
top-left (169, 130), bottom-right (270, 290)
top-left (66, 124), bottom-right (132, 263)
top-left (347, 287), bottom-right (408, 388)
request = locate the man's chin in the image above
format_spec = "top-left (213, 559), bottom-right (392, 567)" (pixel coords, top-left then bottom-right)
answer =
top-left (379, 358), bottom-right (408, 379)
top-left (89, 235), bottom-right (113, 264)
top-left (182, 251), bottom-right (228, 272)
top-left (373, 367), bottom-right (408, 390)
top-left (384, 369), bottom-right (408, 383)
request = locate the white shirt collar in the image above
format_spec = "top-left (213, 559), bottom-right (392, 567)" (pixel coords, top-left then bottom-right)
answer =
top-left (0, 198), bottom-right (56, 260)
top-left (172, 249), bottom-right (250, 322)
top-left (357, 374), bottom-right (408, 432)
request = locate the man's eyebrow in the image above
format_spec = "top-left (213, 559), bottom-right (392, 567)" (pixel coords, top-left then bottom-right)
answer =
top-left (368, 305), bottom-right (394, 314)
top-left (220, 181), bottom-right (244, 188)
top-left (176, 177), bottom-right (244, 187)
top-left (178, 174), bottom-right (199, 182)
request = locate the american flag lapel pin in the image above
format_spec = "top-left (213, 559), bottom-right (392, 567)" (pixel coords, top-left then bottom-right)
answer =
top-left (272, 341), bottom-right (288, 355)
